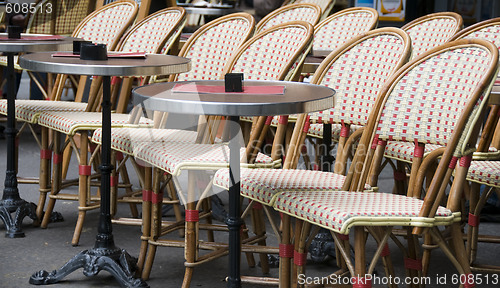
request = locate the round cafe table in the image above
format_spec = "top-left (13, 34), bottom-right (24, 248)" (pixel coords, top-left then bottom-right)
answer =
top-left (132, 80), bottom-right (335, 288)
top-left (19, 52), bottom-right (190, 288)
top-left (0, 34), bottom-right (74, 238)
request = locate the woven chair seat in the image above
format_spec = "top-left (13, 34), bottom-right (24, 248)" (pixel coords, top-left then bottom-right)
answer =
top-left (384, 141), bottom-right (499, 163)
top-left (91, 127), bottom-right (198, 155)
top-left (307, 123), bottom-right (363, 141)
top-left (274, 191), bottom-right (456, 234)
top-left (384, 141), bottom-right (444, 162)
top-left (37, 111), bottom-right (153, 135)
top-left (467, 161), bottom-right (500, 188)
top-left (0, 100), bottom-right (88, 123)
top-left (214, 168), bottom-right (371, 205)
top-left (134, 142), bottom-right (276, 176)
top-left (0, 55), bottom-right (21, 69)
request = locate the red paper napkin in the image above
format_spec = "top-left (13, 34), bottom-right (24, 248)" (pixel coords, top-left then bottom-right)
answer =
top-left (0, 35), bottom-right (64, 41)
top-left (52, 52), bottom-right (147, 58)
top-left (172, 84), bottom-right (285, 95)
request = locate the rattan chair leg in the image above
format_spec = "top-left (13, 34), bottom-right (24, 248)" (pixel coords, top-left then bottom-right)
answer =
top-left (354, 226), bottom-right (367, 283)
top-left (279, 214), bottom-right (292, 288)
top-left (182, 171), bottom-right (198, 288)
top-left (72, 131), bottom-right (90, 246)
top-left (142, 167), bottom-right (163, 280)
top-left (137, 166), bottom-right (152, 274)
top-left (41, 131), bottom-right (63, 228)
top-left (36, 126), bottom-right (51, 223)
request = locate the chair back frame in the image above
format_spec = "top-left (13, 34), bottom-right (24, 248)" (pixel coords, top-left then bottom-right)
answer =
top-left (347, 40), bottom-right (498, 223)
top-left (255, 3), bottom-right (321, 33)
top-left (401, 12), bottom-right (463, 60)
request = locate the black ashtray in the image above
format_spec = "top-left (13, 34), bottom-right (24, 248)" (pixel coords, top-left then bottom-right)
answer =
top-left (225, 73), bottom-right (244, 92)
top-left (73, 40), bottom-right (92, 55)
top-left (80, 43), bottom-right (108, 60)
top-left (7, 25), bottom-right (22, 39)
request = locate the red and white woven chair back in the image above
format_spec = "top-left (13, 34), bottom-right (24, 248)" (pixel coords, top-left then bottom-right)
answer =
top-left (313, 7), bottom-right (378, 52)
top-left (223, 21), bottom-right (314, 81)
top-left (310, 28), bottom-right (410, 126)
top-left (255, 3), bottom-right (321, 33)
top-left (117, 7), bottom-right (186, 54)
top-left (449, 17), bottom-right (500, 50)
top-left (174, 13), bottom-right (255, 82)
top-left (289, 0), bottom-right (335, 19)
top-left (72, 0), bottom-right (138, 51)
top-left (374, 40), bottom-right (498, 157)
top-left (27, 0), bottom-right (93, 35)
top-left (402, 12), bottom-right (463, 60)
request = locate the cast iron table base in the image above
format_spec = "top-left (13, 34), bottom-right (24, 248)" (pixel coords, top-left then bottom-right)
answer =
top-left (1, 53), bottom-right (37, 237)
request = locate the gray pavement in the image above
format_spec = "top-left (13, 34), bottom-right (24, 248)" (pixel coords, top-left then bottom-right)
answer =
top-left (1, 73), bottom-right (500, 287)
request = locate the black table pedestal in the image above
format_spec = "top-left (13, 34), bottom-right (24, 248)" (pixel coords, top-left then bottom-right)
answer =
top-left (226, 116), bottom-right (243, 288)
top-left (29, 76), bottom-right (148, 288)
top-left (0, 53), bottom-right (37, 238)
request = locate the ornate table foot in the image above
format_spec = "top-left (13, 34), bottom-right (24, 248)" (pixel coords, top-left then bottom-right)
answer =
top-left (0, 200), bottom-right (37, 238)
top-left (29, 248), bottom-right (149, 288)
top-left (309, 228), bottom-right (337, 263)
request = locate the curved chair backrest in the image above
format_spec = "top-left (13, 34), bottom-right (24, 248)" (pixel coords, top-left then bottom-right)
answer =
top-left (287, 0), bottom-right (335, 20)
top-left (27, 0), bottom-right (93, 35)
top-left (172, 13), bottom-right (255, 82)
top-left (117, 7), bottom-right (186, 54)
top-left (313, 7), bottom-right (378, 53)
top-left (352, 40), bottom-right (498, 200)
top-left (310, 28), bottom-right (411, 127)
top-left (255, 3), bottom-right (321, 33)
top-left (72, 0), bottom-right (138, 51)
top-left (449, 17), bottom-right (500, 48)
top-left (401, 12), bottom-right (463, 60)
top-left (223, 21), bottom-right (314, 81)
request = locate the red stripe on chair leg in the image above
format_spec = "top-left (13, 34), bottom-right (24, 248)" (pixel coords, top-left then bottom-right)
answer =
top-left (79, 165), bottom-right (91, 176)
top-left (252, 202), bottom-right (263, 210)
top-left (468, 213), bottom-right (479, 227)
top-left (449, 156), bottom-right (458, 169)
top-left (393, 171), bottom-right (406, 181)
top-left (337, 233), bottom-right (349, 241)
top-left (265, 116), bottom-right (272, 125)
top-left (142, 190), bottom-right (152, 202)
top-left (40, 149), bottom-right (52, 160)
top-left (303, 117), bottom-right (311, 133)
top-left (414, 141), bottom-right (424, 158)
top-left (463, 274), bottom-right (475, 288)
top-left (53, 153), bottom-right (63, 164)
top-left (279, 244), bottom-right (294, 258)
top-left (352, 277), bottom-right (372, 288)
top-left (293, 250), bottom-right (307, 266)
top-left (371, 135), bottom-right (379, 150)
top-left (111, 76), bottom-right (121, 85)
top-left (278, 115), bottom-right (289, 125)
top-left (110, 175), bottom-right (118, 187)
top-left (185, 210), bottom-right (199, 222)
top-left (460, 155), bottom-right (472, 167)
top-left (381, 243), bottom-right (390, 257)
top-left (340, 121), bottom-right (349, 138)
top-left (115, 151), bottom-right (124, 161)
top-left (151, 192), bottom-right (163, 204)
top-left (404, 257), bottom-right (422, 271)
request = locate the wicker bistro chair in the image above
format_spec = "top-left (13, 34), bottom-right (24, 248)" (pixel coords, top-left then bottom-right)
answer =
top-left (283, 0), bottom-right (335, 20)
top-left (401, 12), bottom-right (463, 60)
top-left (130, 21), bottom-right (314, 286)
top-left (380, 20), bottom-right (500, 272)
top-left (270, 39), bottom-right (499, 287)
top-left (34, 7), bottom-right (187, 247)
top-left (255, 3), bottom-right (321, 34)
top-left (0, 0), bottom-right (138, 222)
top-left (213, 27), bottom-right (411, 285)
top-left (90, 12), bottom-right (256, 273)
